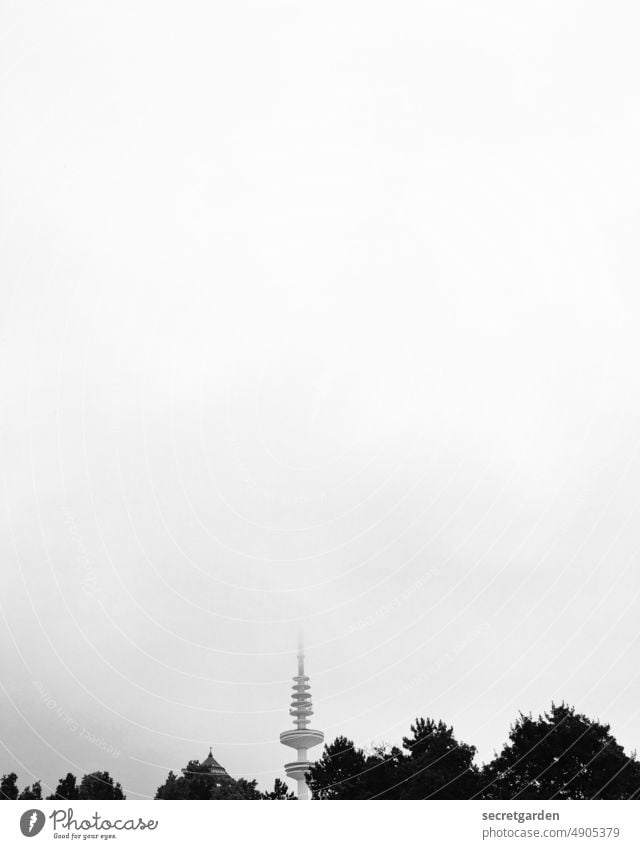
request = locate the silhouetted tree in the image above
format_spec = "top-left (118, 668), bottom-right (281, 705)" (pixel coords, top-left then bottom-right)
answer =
top-left (309, 721), bottom-right (478, 799)
top-left (18, 781), bottom-right (42, 800)
top-left (47, 773), bottom-right (79, 800)
top-left (362, 744), bottom-right (406, 799)
top-left (211, 777), bottom-right (262, 799)
top-left (480, 703), bottom-right (640, 800)
top-left (156, 761), bottom-right (222, 799)
top-left (262, 778), bottom-right (296, 799)
top-left (78, 771), bottom-right (125, 800)
top-left (308, 736), bottom-right (369, 799)
top-left (155, 770), bottom-right (182, 799)
top-left (0, 773), bottom-right (19, 800)
top-left (398, 718), bottom-right (479, 799)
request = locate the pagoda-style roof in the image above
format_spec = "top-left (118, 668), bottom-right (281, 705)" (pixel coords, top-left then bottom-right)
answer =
top-left (181, 747), bottom-right (231, 782)
top-left (200, 748), bottom-right (230, 778)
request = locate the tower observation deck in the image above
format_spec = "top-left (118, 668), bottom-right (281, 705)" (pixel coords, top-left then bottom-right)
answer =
top-left (279, 635), bottom-right (324, 800)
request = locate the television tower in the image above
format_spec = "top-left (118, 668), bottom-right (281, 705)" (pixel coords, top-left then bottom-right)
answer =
top-left (280, 634), bottom-right (324, 800)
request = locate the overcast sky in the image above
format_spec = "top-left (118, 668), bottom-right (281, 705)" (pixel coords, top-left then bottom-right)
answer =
top-left (2, 1), bottom-right (640, 798)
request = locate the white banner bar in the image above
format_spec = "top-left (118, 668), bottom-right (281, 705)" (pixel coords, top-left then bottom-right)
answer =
top-left (1, 801), bottom-right (639, 848)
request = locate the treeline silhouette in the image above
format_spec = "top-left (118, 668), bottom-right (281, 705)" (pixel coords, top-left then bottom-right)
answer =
top-left (0, 766), bottom-right (295, 801)
top-left (155, 765), bottom-right (294, 800)
top-left (3, 703), bottom-right (639, 800)
top-left (309, 704), bottom-right (640, 800)
top-left (0, 771), bottom-right (124, 800)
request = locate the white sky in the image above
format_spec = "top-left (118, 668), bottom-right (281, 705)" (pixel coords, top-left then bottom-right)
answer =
top-left (2, 1), bottom-right (640, 798)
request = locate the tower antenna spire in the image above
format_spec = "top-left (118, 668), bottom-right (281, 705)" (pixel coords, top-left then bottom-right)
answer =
top-left (297, 631), bottom-right (305, 681)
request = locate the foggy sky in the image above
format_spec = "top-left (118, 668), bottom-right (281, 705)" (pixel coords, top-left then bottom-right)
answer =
top-left (2, 1), bottom-right (640, 798)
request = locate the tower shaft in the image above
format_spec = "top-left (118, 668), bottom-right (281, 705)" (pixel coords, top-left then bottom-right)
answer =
top-left (280, 635), bottom-right (323, 800)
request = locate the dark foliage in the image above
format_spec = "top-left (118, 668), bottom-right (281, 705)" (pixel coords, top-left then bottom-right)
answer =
top-left (18, 781), bottom-right (42, 800)
top-left (78, 771), bottom-right (125, 800)
top-left (308, 736), bottom-right (369, 799)
top-left (479, 703), bottom-right (640, 800)
top-left (398, 718), bottom-right (479, 799)
top-left (4, 770), bottom-right (125, 801)
top-left (3, 702), bottom-right (639, 801)
top-left (308, 721), bottom-right (477, 799)
top-left (47, 772), bottom-right (79, 801)
top-left (0, 773), bottom-right (19, 800)
top-left (211, 778), bottom-right (262, 800)
top-left (155, 760), bottom-right (261, 800)
top-left (262, 778), bottom-right (296, 800)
